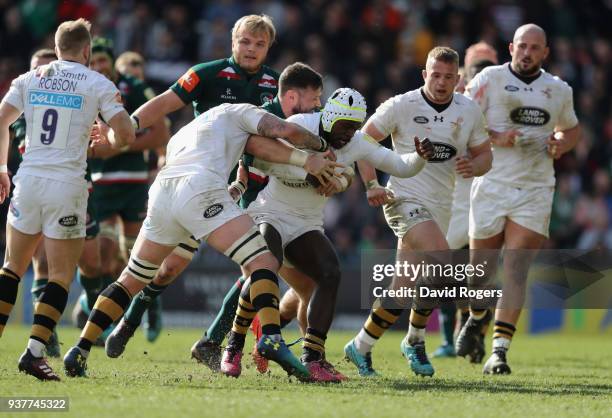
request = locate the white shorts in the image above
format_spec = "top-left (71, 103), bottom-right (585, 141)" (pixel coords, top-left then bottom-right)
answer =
top-left (142, 176), bottom-right (243, 246)
top-left (469, 177), bottom-right (554, 239)
top-left (446, 177), bottom-right (473, 249)
top-left (383, 198), bottom-right (451, 239)
top-left (8, 174), bottom-right (88, 239)
top-left (247, 203), bottom-right (323, 249)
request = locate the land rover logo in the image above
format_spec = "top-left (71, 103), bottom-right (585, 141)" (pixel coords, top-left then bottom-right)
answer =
top-left (59, 215), bottom-right (78, 227)
top-left (429, 142), bottom-right (457, 162)
top-left (510, 107), bottom-right (550, 126)
top-left (413, 116), bottom-right (429, 124)
top-left (204, 204), bottom-right (223, 218)
top-left (504, 85), bottom-right (520, 92)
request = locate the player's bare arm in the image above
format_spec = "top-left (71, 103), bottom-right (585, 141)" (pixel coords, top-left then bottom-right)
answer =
top-left (131, 90), bottom-right (184, 130)
top-left (547, 123), bottom-right (580, 159)
top-left (256, 113), bottom-right (328, 152)
top-left (357, 119), bottom-right (395, 206)
top-left (245, 134), bottom-right (343, 184)
top-left (0, 101), bottom-right (20, 202)
top-left (105, 110), bottom-right (136, 148)
top-left (455, 141), bottom-right (493, 178)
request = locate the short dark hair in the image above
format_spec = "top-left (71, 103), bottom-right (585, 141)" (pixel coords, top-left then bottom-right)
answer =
top-left (31, 48), bottom-right (57, 61)
top-left (427, 46), bottom-right (460, 67)
top-left (279, 62), bottom-right (323, 96)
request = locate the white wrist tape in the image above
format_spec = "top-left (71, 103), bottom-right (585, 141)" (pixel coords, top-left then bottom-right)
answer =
top-left (338, 175), bottom-right (349, 191)
top-left (0, 164), bottom-right (7, 173)
top-left (289, 149), bottom-right (309, 167)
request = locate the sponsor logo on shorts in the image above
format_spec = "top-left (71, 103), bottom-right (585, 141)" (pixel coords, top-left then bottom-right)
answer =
top-left (204, 204), bottom-right (223, 218)
top-left (58, 215), bottom-right (79, 227)
top-left (429, 142), bottom-right (457, 163)
top-left (9, 202), bottom-right (19, 218)
top-left (510, 107), bottom-right (550, 126)
top-left (504, 85), bottom-right (520, 92)
top-left (413, 116), bottom-right (429, 124)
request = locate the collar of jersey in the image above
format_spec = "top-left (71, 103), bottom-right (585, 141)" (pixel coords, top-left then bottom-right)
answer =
top-left (228, 56), bottom-right (265, 81)
top-left (507, 62), bottom-right (542, 85)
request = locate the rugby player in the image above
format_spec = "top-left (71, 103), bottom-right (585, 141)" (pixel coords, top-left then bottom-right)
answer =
top-left (62, 102), bottom-right (339, 381)
top-left (433, 41), bottom-right (499, 360)
top-left (220, 88), bottom-right (434, 381)
top-left (344, 47), bottom-right (492, 377)
top-left (8, 49), bottom-right (60, 358)
top-left (105, 15), bottom-right (283, 358)
top-left (455, 24), bottom-right (580, 374)
top-left (104, 63), bottom-right (324, 368)
top-left (70, 37), bottom-right (169, 339)
top-left (0, 18), bottom-right (135, 381)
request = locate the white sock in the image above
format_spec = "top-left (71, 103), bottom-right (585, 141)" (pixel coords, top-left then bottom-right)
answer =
top-left (27, 338), bottom-right (46, 358)
top-left (406, 325), bottom-right (426, 346)
top-left (492, 337), bottom-right (511, 351)
top-left (354, 329), bottom-right (376, 355)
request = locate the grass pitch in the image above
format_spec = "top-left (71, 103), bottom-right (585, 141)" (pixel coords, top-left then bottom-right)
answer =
top-left (0, 326), bottom-right (610, 418)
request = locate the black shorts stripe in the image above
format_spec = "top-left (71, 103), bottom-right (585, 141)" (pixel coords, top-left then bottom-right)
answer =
top-left (33, 314), bottom-right (57, 330)
top-left (128, 267), bottom-right (154, 281)
top-left (228, 232), bottom-right (260, 259)
top-left (239, 247), bottom-right (268, 266)
top-left (131, 259), bottom-right (158, 270)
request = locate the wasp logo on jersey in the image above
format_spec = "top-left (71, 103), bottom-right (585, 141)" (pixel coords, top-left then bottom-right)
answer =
top-left (429, 142), bottom-right (457, 163)
top-left (413, 116), bottom-right (429, 124)
top-left (504, 85), bottom-right (520, 92)
top-left (510, 107), bottom-right (550, 126)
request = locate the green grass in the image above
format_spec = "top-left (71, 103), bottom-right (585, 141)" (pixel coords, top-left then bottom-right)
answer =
top-left (0, 326), bottom-right (610, 418)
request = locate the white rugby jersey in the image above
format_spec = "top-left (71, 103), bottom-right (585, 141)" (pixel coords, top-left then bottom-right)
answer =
top-left (159, 103), bottom-right (267, 189)
top-left (369, 89), bottom-right (488, 209)
top-left (465, 63), bottom-right (578, 187)
top-left (2, 60), bottom-right (124, 186)
top-left (254, 112), bottom-right (424, 219)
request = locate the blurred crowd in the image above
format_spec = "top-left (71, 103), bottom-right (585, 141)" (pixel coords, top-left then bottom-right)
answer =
top-left (1, 0), bottom-right (612, 255)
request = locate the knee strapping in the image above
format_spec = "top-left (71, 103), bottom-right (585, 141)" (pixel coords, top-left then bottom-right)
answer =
top-left (125, 255), bottom-right (160, 283)
top-left (171, 236), bottom-right (201, 260)
top-left (224, 227), bottom-right (269, 266)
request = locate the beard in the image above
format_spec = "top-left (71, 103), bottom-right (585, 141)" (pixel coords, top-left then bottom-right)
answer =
top-left (515, 59), bottom-right (541, 76)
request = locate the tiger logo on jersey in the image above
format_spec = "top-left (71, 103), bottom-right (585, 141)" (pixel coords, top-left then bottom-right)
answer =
top-left (178, 69), bottom-right (200, 93)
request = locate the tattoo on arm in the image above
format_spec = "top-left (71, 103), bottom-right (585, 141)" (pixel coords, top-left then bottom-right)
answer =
top-left (257, 113), bottom-right (324, 150)
top-left (257, 113), bottom-right (289, 138)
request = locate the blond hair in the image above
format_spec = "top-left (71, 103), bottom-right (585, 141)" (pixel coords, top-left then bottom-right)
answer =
top-left (115, 51), bottom-right (144, 72)
top-left (427, 46), bottom-right (460, 67)
top-left (55, 18), bottom-right (92, 55)
top-left (231, 14), bottom-right (276, 44)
